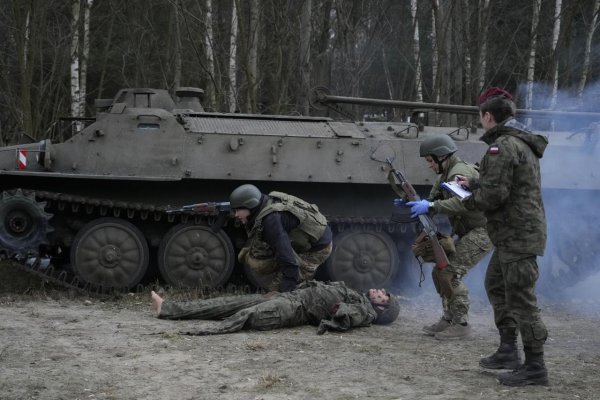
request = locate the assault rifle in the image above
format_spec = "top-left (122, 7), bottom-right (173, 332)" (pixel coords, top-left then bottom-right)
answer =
top-left (386, 158), bottom-right (449, 269)
top-left (166, 201), bottom-right (231, 232)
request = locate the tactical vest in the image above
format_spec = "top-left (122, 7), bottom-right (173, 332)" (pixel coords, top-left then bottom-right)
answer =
top-left (249, 191), bottom-right (328, 254)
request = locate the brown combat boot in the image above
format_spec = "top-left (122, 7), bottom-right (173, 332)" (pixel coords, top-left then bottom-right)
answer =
top-left (434, 322), bottom-right (472, 340)
top-left (498, 349), bottom-right (548, 386)
top-left (479, 328), bottom-right (522, 370)
top-left (422, 318), bottom-right (451, 336)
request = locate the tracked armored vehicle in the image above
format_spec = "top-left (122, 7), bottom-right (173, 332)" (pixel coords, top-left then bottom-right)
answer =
top-left (0, 87), bottom-right (598, 293)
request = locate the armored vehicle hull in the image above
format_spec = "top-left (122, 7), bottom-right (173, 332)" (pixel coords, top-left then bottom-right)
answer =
top-left (1, 88), bottom-right (598, 293)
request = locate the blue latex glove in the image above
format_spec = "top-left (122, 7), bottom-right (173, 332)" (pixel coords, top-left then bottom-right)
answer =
top-left (406, 200), bottom-right (430, 218)
top-left (393, 198), bottom-right (405, 207)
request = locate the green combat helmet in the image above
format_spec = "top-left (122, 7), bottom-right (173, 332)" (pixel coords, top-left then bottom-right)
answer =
top-left (372, 293), bottom-right (400, 325)
top-left (419, 135), bottom-right (458, 157)
top-left (230, 184), bottom-right (262, 209)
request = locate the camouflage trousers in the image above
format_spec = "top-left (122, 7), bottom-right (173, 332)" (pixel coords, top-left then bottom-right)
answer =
top-left (432, 227), bottom-right (492, 324)
top-left (485, 251), bottom-right (548, 353)
top-left (159, 294), bottom-right (309, 335)
top-left (242, 243), bottom-right (333, 291)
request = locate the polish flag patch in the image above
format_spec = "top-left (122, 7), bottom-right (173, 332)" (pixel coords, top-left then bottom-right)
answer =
top-left (487, 145), bottom-right (500, 155)
top-left (18, 149), bottom-right (27, 169)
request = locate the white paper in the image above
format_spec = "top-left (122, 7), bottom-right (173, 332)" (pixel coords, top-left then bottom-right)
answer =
top-left (441, 181), bottom-right (472, 199)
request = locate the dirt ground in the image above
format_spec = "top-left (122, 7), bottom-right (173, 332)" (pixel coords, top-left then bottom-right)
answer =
top-left (1, 263), bottom-right (599, 400)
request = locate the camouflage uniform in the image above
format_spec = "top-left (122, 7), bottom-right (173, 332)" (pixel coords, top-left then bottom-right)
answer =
top-left (428, 154), bottom-right (493, 324)
top-left (158, 280), bottom-right (379, 335)
top-left (240, 191), bottom-right (332, 292)
top-left (463, 118), bottom-right (548, 353)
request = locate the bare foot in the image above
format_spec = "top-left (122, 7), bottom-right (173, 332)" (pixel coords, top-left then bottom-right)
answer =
top-left (151, 290), bottom-right (163, 315)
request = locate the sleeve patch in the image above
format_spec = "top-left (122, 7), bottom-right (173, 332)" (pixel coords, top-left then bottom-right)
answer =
top-left (487, 145), bottom-right (500, 155)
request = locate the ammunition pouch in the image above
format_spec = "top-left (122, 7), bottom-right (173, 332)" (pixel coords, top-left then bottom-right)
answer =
top-left (411, 232), bottom-right (456, 262)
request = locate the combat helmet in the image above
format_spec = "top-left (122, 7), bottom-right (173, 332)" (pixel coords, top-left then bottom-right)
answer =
top-left (372, 293), bottom-right (400, 325)
top-left (419, 135), bottom-right (458, 157)
top-left (230, 184), bottom-right (262, 209)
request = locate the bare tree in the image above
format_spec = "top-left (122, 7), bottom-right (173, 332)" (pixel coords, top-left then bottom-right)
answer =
top-left (431, 0), bottom-right (440, 103)
top-left (298, 0), bottom-right (312, 115)
top-left (246, 0), bottom-right (260, 113)
top-left (80, 0), bottom-right (93, 117)
top-left (410, 0), bottom-right (423, 102)
top-left (577, 0), bottom-right (599, 103)
top-left (204, 0), bottom-right (217, 109)
top-left (476, 0), bottom-right (490, 92)
top-left (549, 0), bottom-right (562, 111)
top-left (525, 0), bottom-right (541, 113)
top-left (172, 0), bottom-right (182, 90)
top-left (227, 0), bottom-right (239, 112)
top-left (70, 0), bottom-right (81, 120)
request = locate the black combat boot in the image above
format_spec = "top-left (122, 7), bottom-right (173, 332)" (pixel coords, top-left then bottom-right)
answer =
top-left (498, 347), bottom-right (548, 386)
top-left (479, 328), bottom-right (522, 370)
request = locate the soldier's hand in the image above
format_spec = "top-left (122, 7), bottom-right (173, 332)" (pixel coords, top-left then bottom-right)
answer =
top-left (455, 175), bottom-right (470, 188)
top-left (238, 247), bottom-right (250, 263)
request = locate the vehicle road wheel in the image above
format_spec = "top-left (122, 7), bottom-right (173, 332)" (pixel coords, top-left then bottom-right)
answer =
top-left (0, 189), bottom-right (53, 258)
top-left (70, 218), bottom-right (149, 289)
top-left (326, 230), bottom-right (398, 291)
top-left (158, 223), bottom-right (235, 288)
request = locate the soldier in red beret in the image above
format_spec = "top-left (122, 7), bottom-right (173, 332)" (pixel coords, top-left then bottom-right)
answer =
top-left (456, 87), bottom-right (550, 386)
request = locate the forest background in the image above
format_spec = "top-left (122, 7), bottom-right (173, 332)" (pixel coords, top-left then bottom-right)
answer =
top-left (0, 0), bottom-right (599, 145)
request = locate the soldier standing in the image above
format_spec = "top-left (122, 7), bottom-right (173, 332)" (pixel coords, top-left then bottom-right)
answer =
top-left (457, 87), bottom-right (549, 386)
top-left (150, 280), bottom-right (400, 335)
top-left (229, 184), bottom-right (333, 292)
top-left (395, 135), bottom-right (493, 340)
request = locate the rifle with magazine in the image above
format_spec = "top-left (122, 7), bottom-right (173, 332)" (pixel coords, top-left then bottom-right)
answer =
top-left (385, 158), bottom-right (450, 269)
top-left (166, 201), bottom-right (231, 232)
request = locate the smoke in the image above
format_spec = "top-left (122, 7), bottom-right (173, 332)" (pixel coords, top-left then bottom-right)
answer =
top-left (516, 80), bottom-right (600, 304)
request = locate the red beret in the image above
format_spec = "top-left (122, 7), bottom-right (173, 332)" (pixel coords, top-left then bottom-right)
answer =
top-left (478, 87), bottom-right (514, 105)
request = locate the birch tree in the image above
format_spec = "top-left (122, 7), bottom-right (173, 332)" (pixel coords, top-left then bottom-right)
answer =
top-left (549, 0), bottom-right (562, 111)
top-left (576, 0), bottom-right (599, 103)
top-left (80, 0), bottom-right (93, 117)
top-left (70, 0), bottom-right (81, 121)
top-left (227, 0), bottom-right (239, 112)
top-left (525, 0), bottom-right (541, 113)
top-left (410, 0), bottom-right (423, 102)
top-left (204, 0), bottom-right (216, 110)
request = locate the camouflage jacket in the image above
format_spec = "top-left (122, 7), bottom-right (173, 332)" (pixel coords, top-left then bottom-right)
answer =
top-left (464, 118), bottom-right (548, 262)
top-left (428, 154), bottom-right (487, 237)
top-left (159, 280), bottom-right (378, 335)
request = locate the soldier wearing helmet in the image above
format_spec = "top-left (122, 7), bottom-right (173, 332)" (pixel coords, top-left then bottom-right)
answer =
top-left (229, 184), bottom-right (332, 293)
top-left (150, 280), bottom-right (400, 335)
top-left (394, 134), bottom-right (492, 340)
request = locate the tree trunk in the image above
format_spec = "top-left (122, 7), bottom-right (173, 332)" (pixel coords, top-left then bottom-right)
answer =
top-left (80, 0), bottom-right (93, 118)
top-left (431, 0), bottom-right (440, 104)
top-left (173, 0), bottom-right (182, 91)
top-left (525, 0), bottom-right (541, 113)
top-left (70, 0), bottom-right (81, 121)
top-left (460, 0), bottom-right (472, 104)
top-left (476, 0), bottom-right (490, 92)
top-left (204, 0), bottom-right (217, 110)
top-left (410, 0), bottom-right (423, 103)
top-left (17, 3), bottom-right (34, 138)
top-left (550, 0), bottom-right (563, 112)
top-left (246, 0), bottom-right (260, 113)
top-left (227, 0), bottom-right (239, 113)
top-left (576, 0), bottom-right (599, 103)
top-left (298, 0), bottom-right (312, 116)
